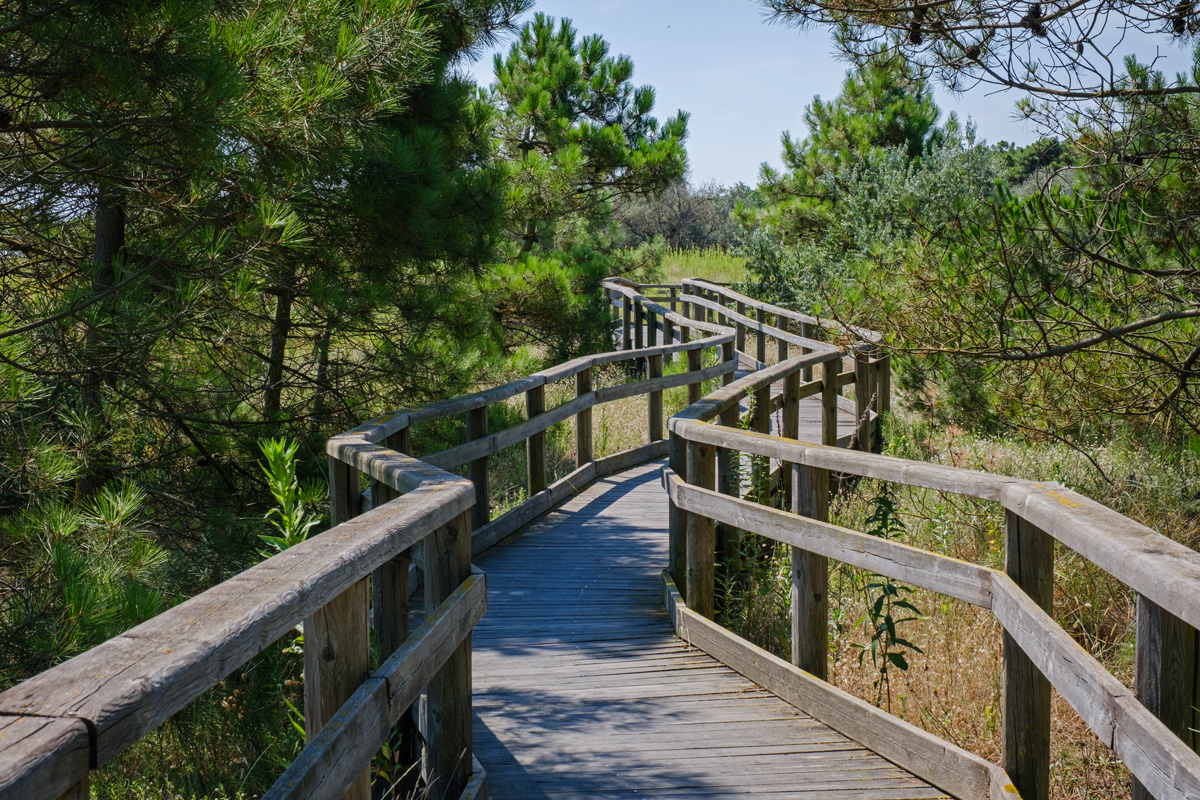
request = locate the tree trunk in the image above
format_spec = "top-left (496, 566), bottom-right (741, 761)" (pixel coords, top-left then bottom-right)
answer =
top-left (308, 319), bottom-right (333, 438)
top-left (263, 284), bottom-right (294, 420)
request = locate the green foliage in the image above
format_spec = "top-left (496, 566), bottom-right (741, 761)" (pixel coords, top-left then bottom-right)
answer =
top-left (486, 13), bottom-right (688, 356)
top-left (257, 438), bottom-right (325, 556)
top-left (854, 483), bottom-right (923, 711)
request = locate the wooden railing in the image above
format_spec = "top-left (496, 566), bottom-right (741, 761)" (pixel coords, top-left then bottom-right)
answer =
top-left (663, 285), bottom-right (1200, 800)
top-left (7, 278), bottom-right (1192, 800)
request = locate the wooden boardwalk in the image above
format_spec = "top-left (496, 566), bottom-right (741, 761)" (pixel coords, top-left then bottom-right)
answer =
top-left (471, 461), bottom-right (950, 799)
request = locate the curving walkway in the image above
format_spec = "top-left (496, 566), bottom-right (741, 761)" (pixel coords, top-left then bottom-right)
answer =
top-left (471, 461), bottom-right (949, 800)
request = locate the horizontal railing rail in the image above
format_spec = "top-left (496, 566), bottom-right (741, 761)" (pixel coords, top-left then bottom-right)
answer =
top-left (666, 356), bottom-right (1200, 800)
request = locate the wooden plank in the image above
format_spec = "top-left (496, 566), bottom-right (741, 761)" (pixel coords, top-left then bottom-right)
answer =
top-left (1003, 512), bottom-right (1052, 800)
top-left (662, 574), bottom-right (1011, 800)
top-left (666, 475), bottom-right (994, 608)
top-left (263, 574), bottom-right (486, 800)
top-left (0, 715), bottom-right (91, 800)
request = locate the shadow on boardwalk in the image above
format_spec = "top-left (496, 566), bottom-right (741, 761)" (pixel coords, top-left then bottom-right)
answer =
top-left (471, 461), bottom-right (949, 800)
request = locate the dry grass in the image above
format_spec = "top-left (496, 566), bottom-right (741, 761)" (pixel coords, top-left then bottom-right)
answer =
top-left (717, 409), bottom-right (1200, 800)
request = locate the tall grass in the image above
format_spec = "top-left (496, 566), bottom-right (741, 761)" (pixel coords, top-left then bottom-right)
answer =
top-left (659, 246), bottom-right (745, 285)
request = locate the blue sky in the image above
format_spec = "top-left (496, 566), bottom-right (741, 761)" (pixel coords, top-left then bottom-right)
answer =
top-left (464, 0), bottom-right (1196, 187)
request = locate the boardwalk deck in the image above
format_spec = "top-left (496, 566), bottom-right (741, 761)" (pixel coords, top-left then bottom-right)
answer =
top-left (471, 461), bottom-right (950, 799)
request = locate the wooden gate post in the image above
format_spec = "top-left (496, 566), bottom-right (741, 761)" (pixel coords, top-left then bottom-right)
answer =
top-left (686, 438), bottom-right (717, 619)
top-left (649, 353), bottom-right (664, 442)
top-left (1003, 512), bottom-right (1053, 800)
top-left (423, 509), bottom-right (473, 799)
top-left (576, 368), bottom-right (593, 467)
top-left (309, 456), bottom-right (371, 800)
top-left (526, 385), bottom-right (546, 496)
top-left (1133, 598), bottom-right (1200, 800)
top-left (467, 406), bottom-right (489, 529)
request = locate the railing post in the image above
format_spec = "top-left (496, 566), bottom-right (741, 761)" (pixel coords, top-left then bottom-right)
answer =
top-left (576, 367), bottom-right (593, 467)
top-left (309, 456), bottom-right (371, 800)
top-left (756, 306), bottom-right (767, 365)
top-left (686, 346), bottom-right (703, 406)
top-left (669, 427), bottom-right (687, 596)
top-left (526, 384), bottom-right (546, 496)
top-left (669, 286), bottom-right (678, 313)
top-left (777, 315), bottom-right (789, 363)
top-left (721, 341), bottom-right (735, 387)
top-left (1003, 512), bottom-right (1053, 800)
top-left (716, 403), bottom-right (741, 611)
top-left (370, 428), bottom-right (418, 793)
top-left (1133, 598), bottom-right (1200, 800)
top-left (736, 301), bottom-right (746, 353)
top-left (621, 295), bottom-right (632, 351)
top-left (790, 457), bottom-right (829, 680)
top-left (649, 353), bottom-right (664, 442)
top-left (801, 322), bottom-right (813, 383)
top-left (685, 438), bottom-right (717, 619)
top-left (873, 352), bottom-right (891, 453)
top-left (634, 299), bottom-right (645, 351)
top-left (467, 405), bottom-right (489, 528)
top-left (423, 508), bottom-right (473, 798)
top-left (664, 318), bottom-right (675, 363)
top-left (646, 307), bottom-right (657, 348)
top-left (821, 356), bottom-right (839, 449)
top-left (854, 346), bottom-right (873, 451)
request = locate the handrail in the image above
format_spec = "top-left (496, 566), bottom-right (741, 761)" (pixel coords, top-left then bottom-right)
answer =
top-left (665, 324), bottom-right (1200, 800)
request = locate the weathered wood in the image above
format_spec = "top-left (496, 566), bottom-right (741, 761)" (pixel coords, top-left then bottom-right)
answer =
top-left (777, 315), bottom-right (789, 363)
top-left (801, 322), bottom-right (813, 382)
top-left (308, 457), bottom-right (371, 800)
top-left (649, 354), bottom-right (664, 442)
top-left (622, 296), bottom-right (632, 350)
top-left (669, 429), bottom-right (688, 596)
top-left (991, 575), bottom-right (1200, 800)
top-left (666, 474), bottom-right (994, 608)
top-left (791, 461), bottom-right (829, 680)
top-left (721, 341), bottom-right (735, 387)
top-left (526, 385), bottom-right (546, 497)
top-left (467, 405), bottom-right (489, 529)
top-left (736, 300), bottom-right (746, 352)
top-left (687, 347), bottom-right (703, 406)
top-left (647, 308), bottom-right (657, 347)
top-left (756, 306), bottom-right (767, 365)
top-left (0, 715), bottom-right (91, 800)
top-left (1002, 512), bottom-right (1053, 800)
top-left (576, 367), bottom-right (593, 467)
top-left (593, 360), bottom-right (734, 406)
top-left (262, 574), bottom-right (486, 800)
top-left (663, 318), bottom-right (676, 363)
top-left (634, 300), bottom-right (645, 351)
top-left (686, 438), bottom-right (717, 619)
top-left (424, 509), bottom-right (473, 799)
top-left (662, 575), bottom-right (1012, 800)
top-left (854, 349), bottom-right (873, 452)
top-left (1134, 597), bottom-right (1200, 800)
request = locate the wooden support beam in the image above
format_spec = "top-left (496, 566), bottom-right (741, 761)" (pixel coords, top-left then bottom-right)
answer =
top-left (722, 341), bottom-right (735, 387)
top-left (308, 457), bottom-right (371, 800)
top-left (687, 347), bottom-right (703, 406)
top-left (756, 306), bottom-right (767, 365)
top-left (467, 406), bottom-right (489, 530)
top-left (716, 403), bottom-right (741, 612)
top-left (649, 354), bottom-right (664, 443)
top-left (777, 315), bottom-right (788, 363)
top-left (1003, 511), bottom-right (1053, 800)
top-left (668, 430), bottom-right (687, 596)
top-left (576, 367), bottom-right (593, 467)
top-left (526, 385), bottom-right (546, 496)
top-left (1134, 597), bottom-right (1200, 800)
top-left (854, 349), bottom-right (873, 451)
top-left (801, 322), bottom-right (813, 383)
top-left (686, 438), bottom-right (717, 619)
top-left (791, 462), bottom-right (829, 680)
top-left (664, 319), bottom-right (675, 363)
top-left (423, 509), bottom-right (473, 799)
top-left (621, 296), bottom-right (632, 350)
top-left (634, 301), bottom-right (645, 351)
top-left (736, 301), bottom-right (746, 353)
